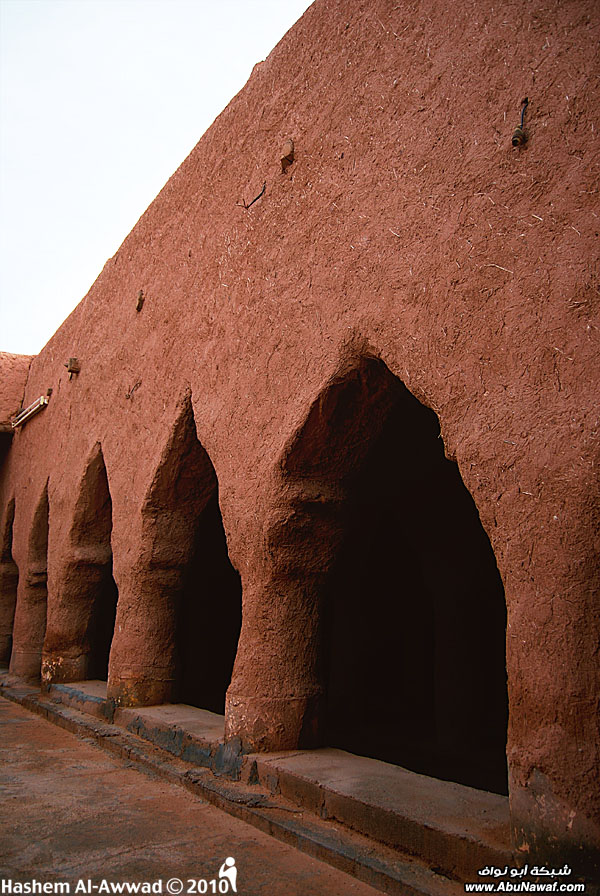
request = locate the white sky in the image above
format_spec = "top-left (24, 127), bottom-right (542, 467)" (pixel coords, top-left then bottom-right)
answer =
top-left (0, 0), bottom-right (314, 355)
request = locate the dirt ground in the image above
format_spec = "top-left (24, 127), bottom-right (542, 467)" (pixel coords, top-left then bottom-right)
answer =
top-left (0, 697), bottom-right (381, 895)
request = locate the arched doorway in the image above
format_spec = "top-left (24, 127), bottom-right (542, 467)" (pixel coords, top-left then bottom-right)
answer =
top-left (74, 445), bottom-right (118, 680)
top-left (136, 395), bottom-right (242, 713)
top-left (282, 357), bottom-right (508, 794)
top-left (40, 447), bottom-right (118, 686)
top-left (175, 490), bottom-right (242, 713)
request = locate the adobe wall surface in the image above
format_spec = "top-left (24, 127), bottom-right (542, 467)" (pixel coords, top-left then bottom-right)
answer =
top-left (0, 0), bottom-right (598, 871)
top-left (0, 352), bottom-right (34, 471)
top-left (0, 352), bottom-right (33, 428)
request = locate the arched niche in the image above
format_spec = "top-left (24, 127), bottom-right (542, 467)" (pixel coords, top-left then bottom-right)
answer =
top-left (0, 498), bottom-right (19, 664)
top-left (280, 356), bottom-right (508, 794)
top-left (10, 483), bottom-right (49, 681)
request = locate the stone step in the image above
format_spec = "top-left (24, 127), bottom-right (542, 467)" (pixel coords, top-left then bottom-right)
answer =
top-left (44, 679), bottom-right (512, 883)
top-left (246, 748), bottom-right (512, 882)
top-left (48, 679), bottom-right (114, 720)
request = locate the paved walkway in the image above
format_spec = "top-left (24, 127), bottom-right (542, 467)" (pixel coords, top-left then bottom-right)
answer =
top-left (0, 697), bottom-right (380, 895)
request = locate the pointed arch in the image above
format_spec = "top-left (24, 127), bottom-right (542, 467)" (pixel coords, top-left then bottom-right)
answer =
top-left (70, 443), bottom-right (118, 679)
top-left (234, 356), bottom-right (508, 793)
top-left (10, 483), bottom-right (49, 680)
top-left (42, 444), bottom-right (118, 684)
top-left (108, 393), bottom-right (241, 711)
top-left (142, 392), bottom-right (218, 565)
top-left (0, 498), bottom-right (19, 663)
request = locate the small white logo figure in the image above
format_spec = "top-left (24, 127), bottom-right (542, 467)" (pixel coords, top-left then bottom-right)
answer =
top-left (218, 856), bottom-right (237, 893)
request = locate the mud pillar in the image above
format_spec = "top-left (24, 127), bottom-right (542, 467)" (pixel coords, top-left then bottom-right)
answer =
top-left (41, 547), bottom-right (115, 685)
top-left (506, 532), bottom-right (600, 879)
top-left (0, 500), bottom-right (19, 664)
top-left (225, 489), bottom-right (346, 751)
top-left (9, 564), bottom-right (48, 681)
top-left (9, 487), bottom-right (48, 681)
top-left (107, 559), bottom-right (182, 706)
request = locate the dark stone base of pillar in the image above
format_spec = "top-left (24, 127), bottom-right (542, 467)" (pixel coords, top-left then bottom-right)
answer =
top-left (108, 674), bottom-right (175, 707)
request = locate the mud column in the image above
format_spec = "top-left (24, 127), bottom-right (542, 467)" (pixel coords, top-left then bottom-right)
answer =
top-left (0, 499), bottom-right (19, 664)
top-left (505, 512), bottom-right (600, 877)
top-left (10, 487), bottom-right (49, 681)
top-left (10, 565), bottom-right (48, 680)
top-left (225, 488), bottom-right (346, 751)
top-left (41, 548), bottom-right (116, 685)
top-left (107, 553), bottom-right (182, 706)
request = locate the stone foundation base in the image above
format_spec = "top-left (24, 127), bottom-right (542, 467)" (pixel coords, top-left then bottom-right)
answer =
top-left (10, 648), bottom-right (42, 682)
top-left (107, 674), bottom-right (175, 707)
top-left (225, 692), bottom-right (324, 752)
top-left (41, 653), bottom-right (89, 687)
top-left (511, 771), bottom-right (600, 885)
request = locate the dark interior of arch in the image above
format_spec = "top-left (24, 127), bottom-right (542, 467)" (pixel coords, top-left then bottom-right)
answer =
top-left (288, 357), bottom-right (508, 795)
top-left (174, 488), bottom-right (242, 714)
top-left (73, 447), bottom-right (118, 680)
top-left (148, 397), bottom-right (242, 714)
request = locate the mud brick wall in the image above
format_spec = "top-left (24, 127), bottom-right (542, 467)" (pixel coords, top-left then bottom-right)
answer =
top-left (1, 0), bottom-right (598, 872)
